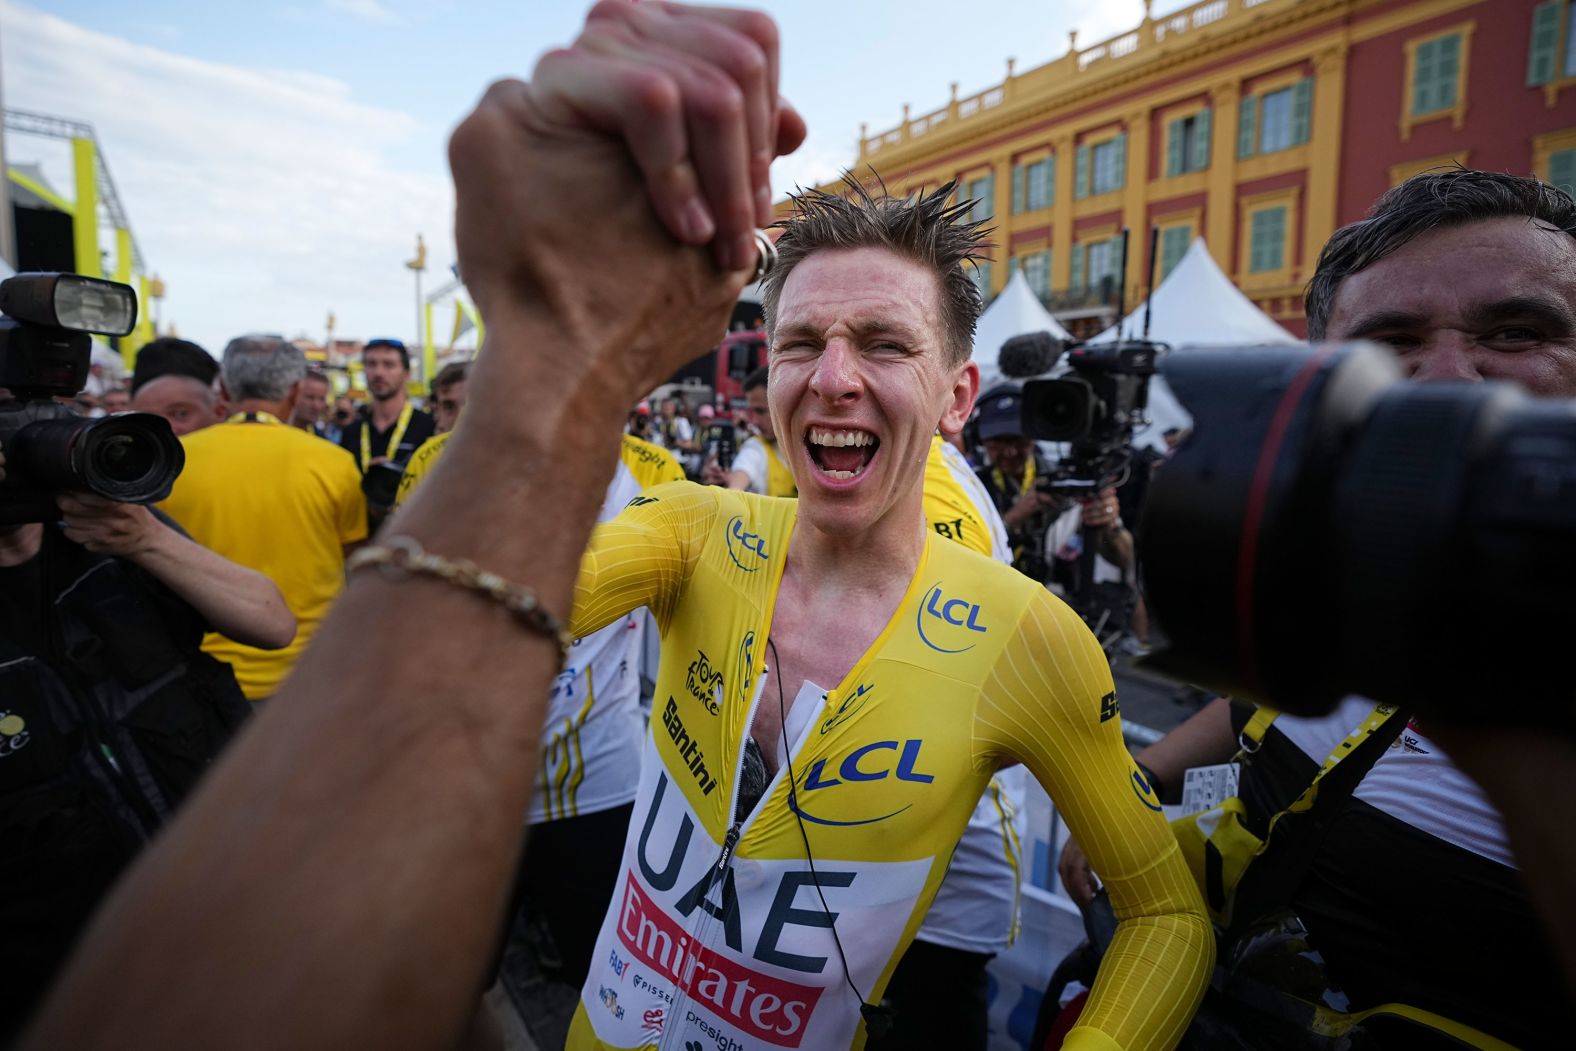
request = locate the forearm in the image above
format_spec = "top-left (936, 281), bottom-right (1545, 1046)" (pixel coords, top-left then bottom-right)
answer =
top-left (23, 316), bottom-right (625, 1051)
top-left (1097, 524), bottom-right (1133, 571)
top-left (131, 527), bottom-right (296, 650)
top-left (726, 469), bottom-right (751, 490)
top-left (1133, 696), bottom-right (1236, 800)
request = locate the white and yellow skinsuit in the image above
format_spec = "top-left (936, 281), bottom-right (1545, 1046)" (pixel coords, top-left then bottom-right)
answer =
top-left (566, 465), bottom-right (1212, 1049)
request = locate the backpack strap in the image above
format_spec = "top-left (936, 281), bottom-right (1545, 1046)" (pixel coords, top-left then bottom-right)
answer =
top-left (1225, 702), bottom-right (1411, 943)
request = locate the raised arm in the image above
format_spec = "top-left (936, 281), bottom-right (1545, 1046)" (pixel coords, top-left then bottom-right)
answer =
top-left (22, 6), bottom-right (803, 1050)
top-left (56, 494), bottom-right (295, 650)
top-left (974, 591), bottom-right (1213, 1051)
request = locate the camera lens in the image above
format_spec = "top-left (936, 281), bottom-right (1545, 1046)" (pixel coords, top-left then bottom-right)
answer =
top-left (93, 432), bottom-right (158, 484)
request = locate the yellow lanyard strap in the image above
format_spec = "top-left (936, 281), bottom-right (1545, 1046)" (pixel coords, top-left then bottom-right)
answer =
top-left (361, 400), bottom-right (414, 468)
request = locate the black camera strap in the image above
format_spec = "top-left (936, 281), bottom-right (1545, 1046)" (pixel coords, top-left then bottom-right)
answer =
top-left (1224, 703), bottom-right (1412, 945)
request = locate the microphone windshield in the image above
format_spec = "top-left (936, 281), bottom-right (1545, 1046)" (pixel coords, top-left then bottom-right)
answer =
top-left (998, 331), bottom-right (1067, 379)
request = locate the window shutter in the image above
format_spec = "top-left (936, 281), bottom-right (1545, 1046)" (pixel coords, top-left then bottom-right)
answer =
top-left (1436, 34), bottom-right (1461, 110)
top-left (1012, 163), bottom-right (1025, 215)
top-left (1551, 149), bottom-right (1576, 197)
top-left (1044, 250), bottom-right (1054, 294)
top-left (1290, 79), bottom-right (1313, 146)
top-left (1165, 118), bottom-right (1184, 177)
top-left (1192, 107), bottom-right (1212, 171)
top-left (1528, 2), bottom-right (1561, 86)
top-left (1043, 159), bottom-right (1056, 207)
top-left (979, 171), bottom-right (995, 219)
top-left (1238, 94), bottom-right (1258, 159)
top-left (1075, 144), bottom-right (1090, 199)
top-left (1111, 131), bottom-right (1128, 190)
top-left (1070, 243), bottom-right (1085, 291)
top-left (1161, 226), bottom-right (1190, 279)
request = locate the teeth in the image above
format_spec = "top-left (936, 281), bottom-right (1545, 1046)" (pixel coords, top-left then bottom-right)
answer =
top-left (808, 427), bottom-right (876, 447)
top-left (824, 469), bottom-right (858, 480)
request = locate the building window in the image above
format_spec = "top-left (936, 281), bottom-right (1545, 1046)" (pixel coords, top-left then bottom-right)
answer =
top-left (1411, 33), bottom-right (1462, 116)
top-left (1552, 147), bottom-right (1576, 196)
top-left (1012, 157), bottom-right (1054, 214)
top-left (1248, 207), bottom-right (1287, 273)
top-left (1238, 79), bottom-right (1312, 159)
top-left (1075, 133), bottom-right (1126, 199)
top-left (1021, 250), bottom-right (1051, 299)
top-left (1165, 109), bottom-right (1212, 177)
top-left (1159, 225), bottom-right (1192, 280)
top-left (1531, 3), bottom-right (1576, 84)
top-left (1091, 139), bottom-right (1124, 194)
top-left (964, 172), bottom-right (994, 223)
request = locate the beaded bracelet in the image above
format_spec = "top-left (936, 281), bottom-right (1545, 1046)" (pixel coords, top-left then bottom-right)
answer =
top-left (346, 535), bottom-right (572, 658)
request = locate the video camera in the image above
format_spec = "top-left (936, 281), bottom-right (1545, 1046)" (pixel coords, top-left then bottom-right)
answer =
top-left (0, 273), bottom-right (184, 525)
top-left (1001, 331), bottom-right (1162, 497)
top-left (1140, 342), bottom-right (1576, 727)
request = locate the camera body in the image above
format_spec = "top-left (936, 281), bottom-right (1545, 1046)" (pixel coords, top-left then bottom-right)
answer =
top-left (1005, 332), bottom-right (1162, 497)
top-left (0, 273), bottom-right (183, 525)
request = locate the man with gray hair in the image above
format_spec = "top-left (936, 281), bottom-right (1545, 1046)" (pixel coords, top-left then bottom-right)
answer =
top-left (159, 334), bottom-right (367, 701)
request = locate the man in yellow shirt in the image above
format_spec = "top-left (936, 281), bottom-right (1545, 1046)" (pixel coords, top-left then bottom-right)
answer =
top-left (160, 335), bottom-right (367, 700)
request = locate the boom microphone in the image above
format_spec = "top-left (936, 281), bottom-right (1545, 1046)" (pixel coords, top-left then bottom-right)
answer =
top-left (998, 331), bottom-right (1069, 379)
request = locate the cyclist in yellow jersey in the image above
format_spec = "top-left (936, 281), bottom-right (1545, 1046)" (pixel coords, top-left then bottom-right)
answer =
top-left (566, 182), bottom-right (1211, 1051)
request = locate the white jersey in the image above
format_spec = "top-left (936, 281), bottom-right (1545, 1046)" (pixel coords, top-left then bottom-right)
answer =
top-left (1275, 696), bottom-right (1512, 867)
top-left (731, 436), bottom-right (768, 495)
top-left (917, 442), bottom-right (1026, 955)
top-left (531, 459), bottom-right (646, 824)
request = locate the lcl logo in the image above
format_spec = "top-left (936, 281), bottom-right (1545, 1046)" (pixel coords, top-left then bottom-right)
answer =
top-left (916, 583), bottom-right (987, 653)
top-left (790, 739), bottom-right (935, 827)
top-left (726, 515), bottom-right (769, 571)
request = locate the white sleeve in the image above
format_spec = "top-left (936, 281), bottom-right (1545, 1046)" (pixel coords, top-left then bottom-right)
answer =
top-left (732, 437), bottom-right (768, 494)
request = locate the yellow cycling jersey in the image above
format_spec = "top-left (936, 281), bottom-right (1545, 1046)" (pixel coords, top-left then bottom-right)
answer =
top-left (567, 483), bottom-right (1211, 1051)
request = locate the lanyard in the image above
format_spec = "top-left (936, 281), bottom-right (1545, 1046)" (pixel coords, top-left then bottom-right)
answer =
top-left (361, 400), bottom-right (414, 467)
top-left (991, 455), bottom-right (1036, 497)
top-left (226, 411), bottom-right (284, 426)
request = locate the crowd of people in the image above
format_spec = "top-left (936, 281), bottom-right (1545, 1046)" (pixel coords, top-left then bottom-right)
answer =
top-left (4, 5), bottom-right (1575, 1051)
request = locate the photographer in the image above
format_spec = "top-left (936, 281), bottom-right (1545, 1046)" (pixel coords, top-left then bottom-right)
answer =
top-left (0, 444), bottom-right (292, 1040)
top-left (975, 388), bottom-right (1131, 586)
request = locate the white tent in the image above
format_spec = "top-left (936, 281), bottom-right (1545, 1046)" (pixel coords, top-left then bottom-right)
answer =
top-left (972, 268), bottom-right (1072, 389)
top-left (1089, 238), bottom-right (1300, 449)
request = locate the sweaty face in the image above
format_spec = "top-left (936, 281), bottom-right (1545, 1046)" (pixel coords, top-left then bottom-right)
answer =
top-left (434, 378), bottom-right (468, 434)
top-left (770, 246), bottom-right (977, 535)
top-left (745, 386), bottom-right (773, 442)
top-left (131, 375), bottom-right (220, 436)
top-left (1326, 216), bottom-right (1576, 398)
top-left (363, 349), bottom-right (409, 400)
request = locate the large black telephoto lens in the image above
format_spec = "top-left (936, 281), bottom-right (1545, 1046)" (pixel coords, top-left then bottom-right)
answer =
top-left (0, 404), bottom-right (184, 523)
top-left (1140, 343), bottom-right (1576, 727)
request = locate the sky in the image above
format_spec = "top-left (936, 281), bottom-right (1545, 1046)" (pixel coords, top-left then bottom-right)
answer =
top-left (3, 0), bottom-right (1168, 352)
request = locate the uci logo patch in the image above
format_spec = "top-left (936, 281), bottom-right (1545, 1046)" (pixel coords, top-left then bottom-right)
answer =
top-left (1131, 766), bottom-right (1162, 811)
top-left (916, 583), bottom-right (987, 653)
top-left (792, 739), bottom-right (934, 826)
top-left (725, 515), bottom-right (769, 571)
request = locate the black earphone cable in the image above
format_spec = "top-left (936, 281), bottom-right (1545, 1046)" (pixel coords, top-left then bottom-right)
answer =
top-left (766, 637), bottom-right (893, 1037)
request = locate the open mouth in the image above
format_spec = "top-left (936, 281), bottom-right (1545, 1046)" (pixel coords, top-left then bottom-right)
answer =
top-left (805, 426), bottom-right (880, 481)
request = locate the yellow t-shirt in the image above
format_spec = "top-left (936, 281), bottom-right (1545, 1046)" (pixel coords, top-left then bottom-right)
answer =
top-left (396, 431), bottom-right (685, 508)
top-left (565, 484), bottom-right (1211, 1051)
top-left (159, 413), bottom-right (367, 699)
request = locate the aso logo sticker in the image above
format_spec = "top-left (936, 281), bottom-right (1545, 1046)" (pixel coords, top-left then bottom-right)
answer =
top-left (725, 516), bottom-right (769, 571)
top-left (916, 583), bottom-right (987, 653)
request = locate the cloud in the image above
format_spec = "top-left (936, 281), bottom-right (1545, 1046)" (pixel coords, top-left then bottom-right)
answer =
top-left (325, 0), bottom-right (400, 26)
top-left (1, 2), bottom-right (452, 351)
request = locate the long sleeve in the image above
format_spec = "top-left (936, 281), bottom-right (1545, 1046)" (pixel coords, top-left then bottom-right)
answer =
top-left (571, 481), bottom-right (716, 639)
top-left (972, 589), bottom-right (1213, 1051)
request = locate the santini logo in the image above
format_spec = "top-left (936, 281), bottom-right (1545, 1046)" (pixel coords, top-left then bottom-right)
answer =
top-left (662, 698), bottom-right (720, 796)
top-left (725, 516), bottom-right (768, 571)
top-left (916, 583), bottom-right (987, 653)
top-left (791, 739), bottom-right (934, 826)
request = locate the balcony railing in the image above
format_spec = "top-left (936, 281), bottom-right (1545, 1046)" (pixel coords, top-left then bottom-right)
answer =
top-left (860, 0), bottom-right (1291, 158)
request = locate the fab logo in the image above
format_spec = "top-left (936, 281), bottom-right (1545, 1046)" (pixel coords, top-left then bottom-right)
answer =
top-left (917, 583), bottom-right (987, 653)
